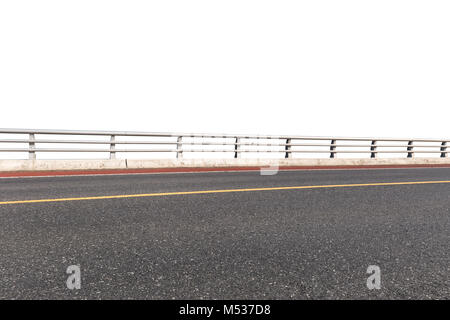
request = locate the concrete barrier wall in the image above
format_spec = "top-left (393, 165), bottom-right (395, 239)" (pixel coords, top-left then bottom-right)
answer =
top-left (127, 158), bottom-right (450, 168)
top-left (1, 158), bottom-right (450, 172)
top-left (0, 160), bottom-right (127, 171)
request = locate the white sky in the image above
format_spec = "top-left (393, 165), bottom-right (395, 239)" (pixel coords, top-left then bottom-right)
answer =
top-left (1, 0), bottom-right (449, 139)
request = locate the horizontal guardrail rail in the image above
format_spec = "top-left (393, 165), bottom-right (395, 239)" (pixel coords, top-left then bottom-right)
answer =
top-left (0, 128), bottom-right (448, 160)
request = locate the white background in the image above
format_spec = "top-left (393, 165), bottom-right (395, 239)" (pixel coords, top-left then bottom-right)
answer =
top-left (1, 0), bottom-right (449, 138)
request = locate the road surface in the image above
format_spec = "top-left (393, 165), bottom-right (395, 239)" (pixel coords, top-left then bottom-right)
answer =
top-left (0, 168), bottom-right (449, 299)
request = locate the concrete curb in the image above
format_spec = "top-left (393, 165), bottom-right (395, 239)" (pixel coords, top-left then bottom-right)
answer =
top-left (1, 158), bottom-right (450, 172)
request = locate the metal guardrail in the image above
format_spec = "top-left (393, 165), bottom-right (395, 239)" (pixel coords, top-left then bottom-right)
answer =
top-left (0, 128), bottom-right (448, 160)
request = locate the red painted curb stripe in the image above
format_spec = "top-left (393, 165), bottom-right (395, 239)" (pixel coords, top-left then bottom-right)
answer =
top-left (1, 164), bottom-right (450, 178)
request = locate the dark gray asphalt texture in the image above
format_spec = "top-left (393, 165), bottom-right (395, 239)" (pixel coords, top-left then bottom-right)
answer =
top-left (0, 168), bottom-right (449, 299)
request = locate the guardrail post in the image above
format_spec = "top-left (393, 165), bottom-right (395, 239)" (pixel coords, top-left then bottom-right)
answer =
top-left (285, 138), bottom-right (291, 158)
top-left (330, 139), bottom-right (336, 158)
top-left (29, 133), bottom-right (36, 160)
top-left (234, 137), bottom-right (240, 158)
top-left (407, 141), bottom-right (414, 158)
top-left (370, 140), bottom-right (377, 158)
top-left (441, 142), bottom-right (447, 158)
top-left (176, 136), bottom-right (183, 159)
top-left (109, 135), bottom-right (116, 159)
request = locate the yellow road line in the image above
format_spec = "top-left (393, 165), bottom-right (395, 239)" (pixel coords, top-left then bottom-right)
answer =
top-left (0, 180), bottom-right (449, 205)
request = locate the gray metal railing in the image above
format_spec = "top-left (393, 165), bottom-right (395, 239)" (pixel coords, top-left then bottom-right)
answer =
top-left (0, 128), bottom-right (448, 160)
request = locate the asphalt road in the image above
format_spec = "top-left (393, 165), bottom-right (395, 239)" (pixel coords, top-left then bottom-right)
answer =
top-left (0, 168), bottom-right (449, 299)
